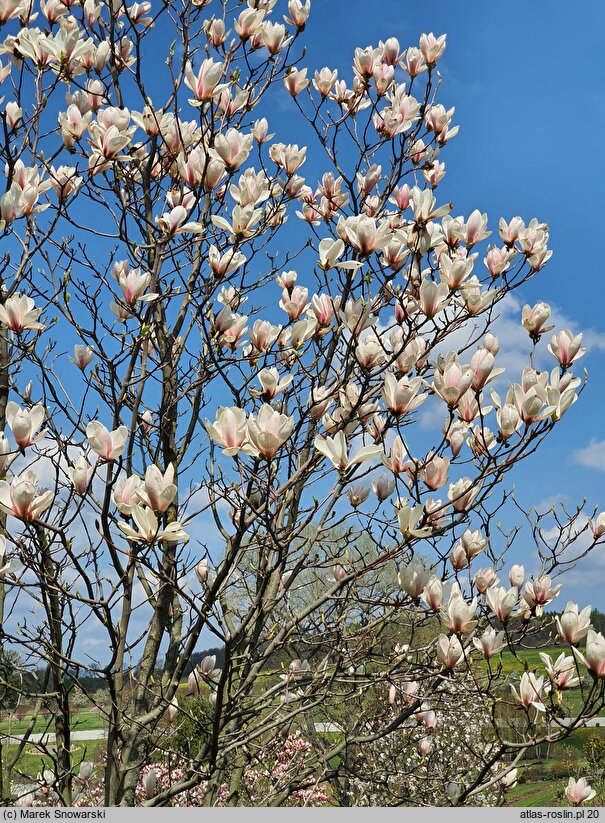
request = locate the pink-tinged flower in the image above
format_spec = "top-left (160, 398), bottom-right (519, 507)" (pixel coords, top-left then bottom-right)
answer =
top-left (402, 47), bottom-right (426, 77)
top-left (285, 0), bottom-right (310, 30)
top-left (464, 209), bottom-right (491, 245)
top-left (394, 499), bottom-right (433, 539)
top-left (155, 205), bottom-right (205, 237)
top-left (6, 402), bottom-right (45, 448)
top-left (248, 320), bottom-right (281, 353)
top-left (246, 404), bottom-right (294, 459)
top-left (422, 454), bottom-right (450, 491)
top-left (69, 344), bottom-right (94, 369)
top-left (284, 66), bottom-right (309, 96)
top-left (260, 21), bottom-right (291, 55)
top-left (473, 567), bottom-right (498, 594)
top-left (499, 216), bottom-right (524, 245)
top-left (511, 671), bottom-right (546, 712)
top-left (565, 777), bottom-right (596, 807)
top-left (496, 403), bottom-right (521, 439)
top-left (118, 504), bottom-right (188, 543)
top-left (86, 421), bottom-right (128, 461)
top-left (485, 585), bottom-right (518, 622)
top-left (205, 406), bottom-right (249, 456)
top-left (433, 356), bottom-right (473, 407)
top-left (143, 769), bottom-right (157, 800)
top-left (436, 633), bottom-right (464, 669)
top-left (484, 245), bottom-right (514, 277)
top-left (270, 142), bottom-right (307, 174)
top-left (210, 128), bottom-right (252, 171)
top-left (252, 117), bottom-right (274, 143)
top-left (523, 575), bottom-right (561, 612)
top-left (372, 473), bottom-right (395, 502)
top-left (447, 477), bottom-right (478, 512)
top-left (49, 164), bottom-right (82, 201)
top-left (68, 455), bottom-right (94, 495)
top-left (441, 584), bottom-right (477, 634)
top-left (557, 602), bottom-right (592, 646)
top-left (548, 330), bottom-right (586, 368)
top-left (184, 58), bottom-right (227, 103)
top-left (0, 294), bottom-right (44, 332)
top-left (415, 703), bottom-right (436, 729)
top-left (573, 629), bottom-right (605, 678)
top-left (343, 215), bottom-right (392, 255)
top-left (509, 564), bottom-right (525, 589)
top-left (458, 529), bottom-right (487, 561)
top-left (382, 373), bottom-right (427, 416)
top-left (313, 67), bottom-right (338, 96)
top-left (199, 654), bottom-right (220, 679)
top-left (398, 558), bottom-right (431, 598)
top-left (0, 470), bottom-right (53, 521)
top-left (419, 32), bottom-right (446, 66)
top-left (473, 628), bottom-right (506, 659)
top-left (540, 651), bottom-right (580, 690)
top-left (113, 474), bottom-right (143, 515)
top-left (279, 285), bottom-right (308, 320)
top-left (251, 368), bottom-right (293, 401)
top-left (450, 543), bottom-right (467, 571)
top-left (422, 576), bottom-right (449, 611)
top-left (339, 298), bottom-right (377, 335)
top-left (314, 431), bottom-right (382, 473)
top-left (139, 463), bottom-right (177, 513)
top-left (347, 484), bottom-right (370, 508)
top-left (469, 348), bottom-right (504, 391)
top-left (416, 278), bottom-right (449, 318)
top-left (310, 294), bottom-right (338, 328)
top-left (165, 697), bottom-right (178, 723)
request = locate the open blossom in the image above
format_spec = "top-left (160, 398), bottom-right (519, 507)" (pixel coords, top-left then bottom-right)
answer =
top-left (138, 463), bottom-right (177, 513)
top-left (419, 32), bottom-right (446, 66)
top-left (433, 356), bottom-right (473, 407)
top-left (0, 470), bottom-right (54, 521)
top-left (522, 575), bottom-right (561, 612)
top-left (69, 344), bottom-right (94, 369)
top-left (382, 373), bottom-right (427, 416)
top-left (315, 431), bottom-right (382, 472)
top-left (473, 628), bottom-right (506, 659)
top-left (540, 651), bottom-right (580, 690)
top-left (0, 294), bottom-right (44, 332)
top-left (342, 215), bottom-right (392, 255)
top-left (394, 498), bottom-right (432, 538)
top-left (6, 402), bottom-right (45, 447)
top-left (511, 671), bottom-right (546, 712)
top-left (113, 474), bottom-right (143, 515)
top-left (436, 633), bottom-right (464, 669)
top-left (284, 66), bottom-right (309, 96)
top-left (565, 777), bottom-right (597, 807)
top-left (572, 630), bottom-right (605, 678)
top-left (68, 455), bottom-right (94, 495)
top-left (246, 405), bottom-right (294, 459)
top-left (556, 602), bottom-right (592, 645)
top-left (205, 406), bottom-right (249, 456)
top-left (474, 567), bottom-right (498, 593)
top-left (522, 302), bottom-right (554, 337)
top-left (486, 585), bottom-right (518, 622)
top-left (118, 504), bottom-right (188, 543)
top-left (440, 584), bottom-right (477, 634)
top-left (184, 59), bottom-right (227, 103)
top-left (251, 368), bottom-right (293, 400)
top-left (86, 421), bottom-right (128, 461)
top-left (548, 330), bottom-right (586, 368)
top-left (398, 557), bottom-right (431, 599)
top-left (447, 477), bottom-right (478, 512)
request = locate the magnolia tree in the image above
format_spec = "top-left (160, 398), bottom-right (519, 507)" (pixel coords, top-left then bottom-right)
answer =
top-left (0, 0), bottom-right (603, 808)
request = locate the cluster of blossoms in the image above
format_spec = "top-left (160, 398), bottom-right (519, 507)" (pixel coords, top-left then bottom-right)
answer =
top-left (0, 0), bottom-right (601, 807)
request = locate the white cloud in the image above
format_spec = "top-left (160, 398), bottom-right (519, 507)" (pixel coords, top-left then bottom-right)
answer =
top-left (572, 439), bottom-right (605, 472)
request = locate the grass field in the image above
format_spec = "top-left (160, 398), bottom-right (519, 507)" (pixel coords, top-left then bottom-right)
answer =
top-left (0, 709), bottom-right (107, 736)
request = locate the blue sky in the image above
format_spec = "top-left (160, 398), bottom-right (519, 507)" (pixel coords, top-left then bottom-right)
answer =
top-left (270, 0), bottom-right (605, 603)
